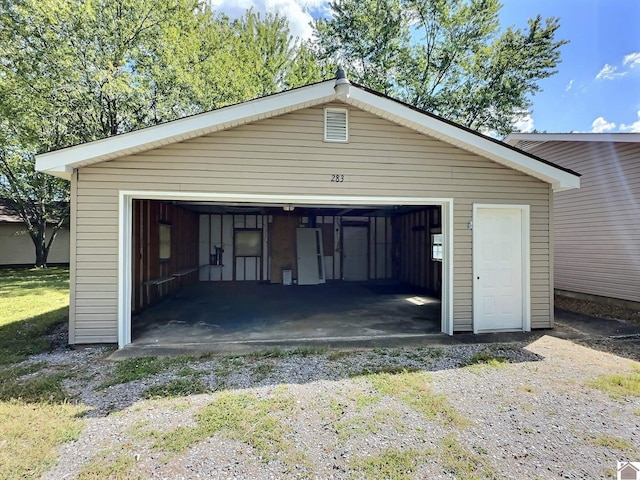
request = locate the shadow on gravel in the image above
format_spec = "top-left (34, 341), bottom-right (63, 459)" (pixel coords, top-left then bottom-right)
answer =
top-left (75, 341), bottom-right (546, 418)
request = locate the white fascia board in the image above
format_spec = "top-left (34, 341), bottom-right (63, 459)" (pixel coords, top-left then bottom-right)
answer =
top-left (36, 80), bottom-right (337, 175)
top-left (345, 89), bottom-right (580, 191)
top-left (505, 132), bottom-right (640, 145)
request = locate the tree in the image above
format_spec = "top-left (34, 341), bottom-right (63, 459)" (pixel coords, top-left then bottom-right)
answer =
top-left (0, 0), bottom-right (325, 267)
top-left (313, 0), bottom-right (568, 135)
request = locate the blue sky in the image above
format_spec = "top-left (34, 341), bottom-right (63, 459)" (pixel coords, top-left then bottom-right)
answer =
top-left (210, 0), bottom-right (640, 133)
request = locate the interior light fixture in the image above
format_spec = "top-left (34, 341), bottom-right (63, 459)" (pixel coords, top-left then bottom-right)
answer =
top-left (283, 204), bottom-right (295, 212)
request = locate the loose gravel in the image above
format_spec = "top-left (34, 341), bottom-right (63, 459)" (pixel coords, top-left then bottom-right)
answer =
top-left (23, 332), bottom-right (640, 480)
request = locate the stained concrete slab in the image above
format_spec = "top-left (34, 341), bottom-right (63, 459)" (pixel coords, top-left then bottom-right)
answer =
top-left (132, 281), bottom-right (441, 348)
top-left (111, 282), bottom-right (640, 358)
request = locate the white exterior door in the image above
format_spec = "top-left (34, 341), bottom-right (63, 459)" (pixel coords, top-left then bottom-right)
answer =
top-left (296, 228), bottom-right (325, 285)
top-left (473, 205), bottom-right (530, 332)
top-left (342, 225), bottom-right (368, 281)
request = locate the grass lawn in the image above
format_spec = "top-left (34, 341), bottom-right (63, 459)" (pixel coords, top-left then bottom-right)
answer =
top-left (0, 267), bottom-right (85, 480)
top-left (0, 267), bottom-right (69, 365)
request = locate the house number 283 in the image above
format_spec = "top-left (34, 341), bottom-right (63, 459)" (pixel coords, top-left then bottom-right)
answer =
top-left (331, 174), bottom-right (345, 182)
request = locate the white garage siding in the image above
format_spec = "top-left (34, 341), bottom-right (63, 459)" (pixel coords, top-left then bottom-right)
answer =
top-left (71, 103), bottom-right (552, 343)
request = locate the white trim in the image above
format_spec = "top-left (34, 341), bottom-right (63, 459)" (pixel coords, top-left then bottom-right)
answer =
top-left (36, 81), bottom-right (579, 191)
top-left (442, 200), bottom-right (454, 335)
top-left (472, 204), bottom-right (531, 334)
top-left (117, 191), bottom-right (455, 347)
top-left (504, 132), bottom-right (640, 146)
top-left (118, 193), bottom-right (132, 348)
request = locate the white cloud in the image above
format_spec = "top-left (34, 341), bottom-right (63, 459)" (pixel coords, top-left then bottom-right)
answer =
top-left (209, 0), bottom-right (329, 39)
top-left (595, 64), bottom-right (628, 81)
top-left (623, 52), bottom-right (640, 68)
top-left (512, 113), bottom-right (534, 133)
top-left (591, 116), bottom-right (616, 133)
top-left (565, 79), bottom-right (574, 92)
top-left (620, 111), bottom-right (640, 132)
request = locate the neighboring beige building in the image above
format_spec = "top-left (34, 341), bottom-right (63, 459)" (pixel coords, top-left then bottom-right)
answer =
top-left (0, 202), bottom-right (70, 266)
top-left (36, 75), bottom-right (579, 347)
top-left (505, 133), bottom-right (639, 305)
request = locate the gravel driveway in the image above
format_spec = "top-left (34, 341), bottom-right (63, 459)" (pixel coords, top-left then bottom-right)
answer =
top-left (27, 327), bottom-right (640, 479)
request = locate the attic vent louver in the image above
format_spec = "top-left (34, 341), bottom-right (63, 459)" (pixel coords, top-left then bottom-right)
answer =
top-left (324, 108), bottom-right (348, 142)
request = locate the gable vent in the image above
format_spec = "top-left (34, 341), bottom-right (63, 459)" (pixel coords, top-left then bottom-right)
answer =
top-left (324, 108), bottom-right (348, 142)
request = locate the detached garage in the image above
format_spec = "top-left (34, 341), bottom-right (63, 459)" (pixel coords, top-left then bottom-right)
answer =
top-left (35, 73), bottom-right (579, 348)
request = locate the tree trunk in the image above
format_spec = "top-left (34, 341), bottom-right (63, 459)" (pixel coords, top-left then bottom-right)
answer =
top-left (32, 223), bottom-right (50, 268)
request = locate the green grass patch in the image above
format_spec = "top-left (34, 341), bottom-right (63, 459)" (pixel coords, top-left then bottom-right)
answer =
top-left (440, 433), bottom-right (497, 480)
top-left (0, 267), bottom-right (70, 365)
top-left (244, 345), bottom-right (328, 359)
top-left (141, 378), bottom-right (211, 399)
top-left (349, 447), bottom-right (430, 479)
top-left (588, 434), bottom-right (636, 454)
top-left (336, 410), bottom-right (402, 443)
top-left (78, 447), bottom-right (143, 480)
top-left (587, 371), bottom-right (640, 399)
top-left (151, 389), bottom-right (310, 472)
top-left (365, 370), bottom-right (467, 427)
top-left (327, 350), bottom-right (353, 361)
top-left (0, 363), bottom-right (74, 403)
top-left (463, 351), bottom-right (509, 372)
top-left (100, 356), bottom-right (199, 388)
top-left (0, 398), bottom-right (84, 480)
top-left (252, 363), bottom-right (275, 381)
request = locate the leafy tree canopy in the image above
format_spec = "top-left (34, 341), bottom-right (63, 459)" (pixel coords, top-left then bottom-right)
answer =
top-left (313, 0), bottom-right (568, 135)
top-left (0, 0), bottom-right (329, 266)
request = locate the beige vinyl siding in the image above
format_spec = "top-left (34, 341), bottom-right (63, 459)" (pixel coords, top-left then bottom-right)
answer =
top-left (0, 224), bottom-right (70, 265)
top-left (72, 103), bottom-right (552, 343)
top-left (525, 141), bottom-right (640, 303)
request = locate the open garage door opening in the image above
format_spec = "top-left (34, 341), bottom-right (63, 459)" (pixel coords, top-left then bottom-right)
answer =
top-left (118, 194), bottom-right (453, 348)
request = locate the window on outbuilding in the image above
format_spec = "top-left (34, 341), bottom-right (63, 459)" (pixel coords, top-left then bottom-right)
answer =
top-left (235, 229), bottom-right (262, 257)
top-left (159, 223), bottom-right (171, 262)
top-left (431, 233), bottom-right (443, 261)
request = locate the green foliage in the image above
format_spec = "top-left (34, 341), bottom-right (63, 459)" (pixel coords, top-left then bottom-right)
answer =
top-left (313, 0), bottom-right (568, 135)
top-left (0, 1), bottom-right (326, 266)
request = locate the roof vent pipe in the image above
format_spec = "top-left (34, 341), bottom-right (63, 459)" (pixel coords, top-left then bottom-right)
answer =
top-left (334, 67), bottom-right (351, 99)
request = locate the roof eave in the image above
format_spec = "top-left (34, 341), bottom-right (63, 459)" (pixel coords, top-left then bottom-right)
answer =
top-left (36, 80), bottom-right (338, 175)
top-left (345, 89), bottom-right (580, 192)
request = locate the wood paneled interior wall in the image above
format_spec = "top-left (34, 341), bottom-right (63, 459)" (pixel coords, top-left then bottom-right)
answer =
top-left (199, 213), bottom-right (394, 283)
top-left (199, 214), bottom-right (269, 281)
top-left (132, 200), bottom-right (199, 312)
top-left (393, 207), bottom-right (442, 293)
top-left (270, 214), bottom-right (299, 283)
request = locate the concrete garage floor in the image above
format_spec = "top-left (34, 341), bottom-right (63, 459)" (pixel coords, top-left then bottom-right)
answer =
top-left (132, 281), bottom-right (442, 352)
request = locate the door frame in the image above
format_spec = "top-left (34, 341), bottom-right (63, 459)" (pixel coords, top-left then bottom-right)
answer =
top-left (472, 204), bottom-right (531, 333)
top-left (118, 191), bottom-right (454, 347)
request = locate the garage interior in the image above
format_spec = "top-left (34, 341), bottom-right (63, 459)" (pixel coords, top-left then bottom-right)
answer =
top-left (130, 199), bottom-right (444, 346)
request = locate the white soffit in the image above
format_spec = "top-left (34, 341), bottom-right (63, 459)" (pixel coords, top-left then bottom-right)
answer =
top-left (36, 79), bottom-right (579, 191)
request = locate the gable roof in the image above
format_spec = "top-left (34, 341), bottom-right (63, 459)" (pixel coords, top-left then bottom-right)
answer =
top-left (504, 132), bottom-right (640, 151)
top-left (36, 75), bottom-right (580, 191)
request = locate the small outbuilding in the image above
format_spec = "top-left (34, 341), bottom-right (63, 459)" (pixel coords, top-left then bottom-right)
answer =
top-left (36, 74), bottom-right (579, 348)
top-left (505, 133), bottom-right (639, 307)
top-left (0, 200), bottom-right (70, 267)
